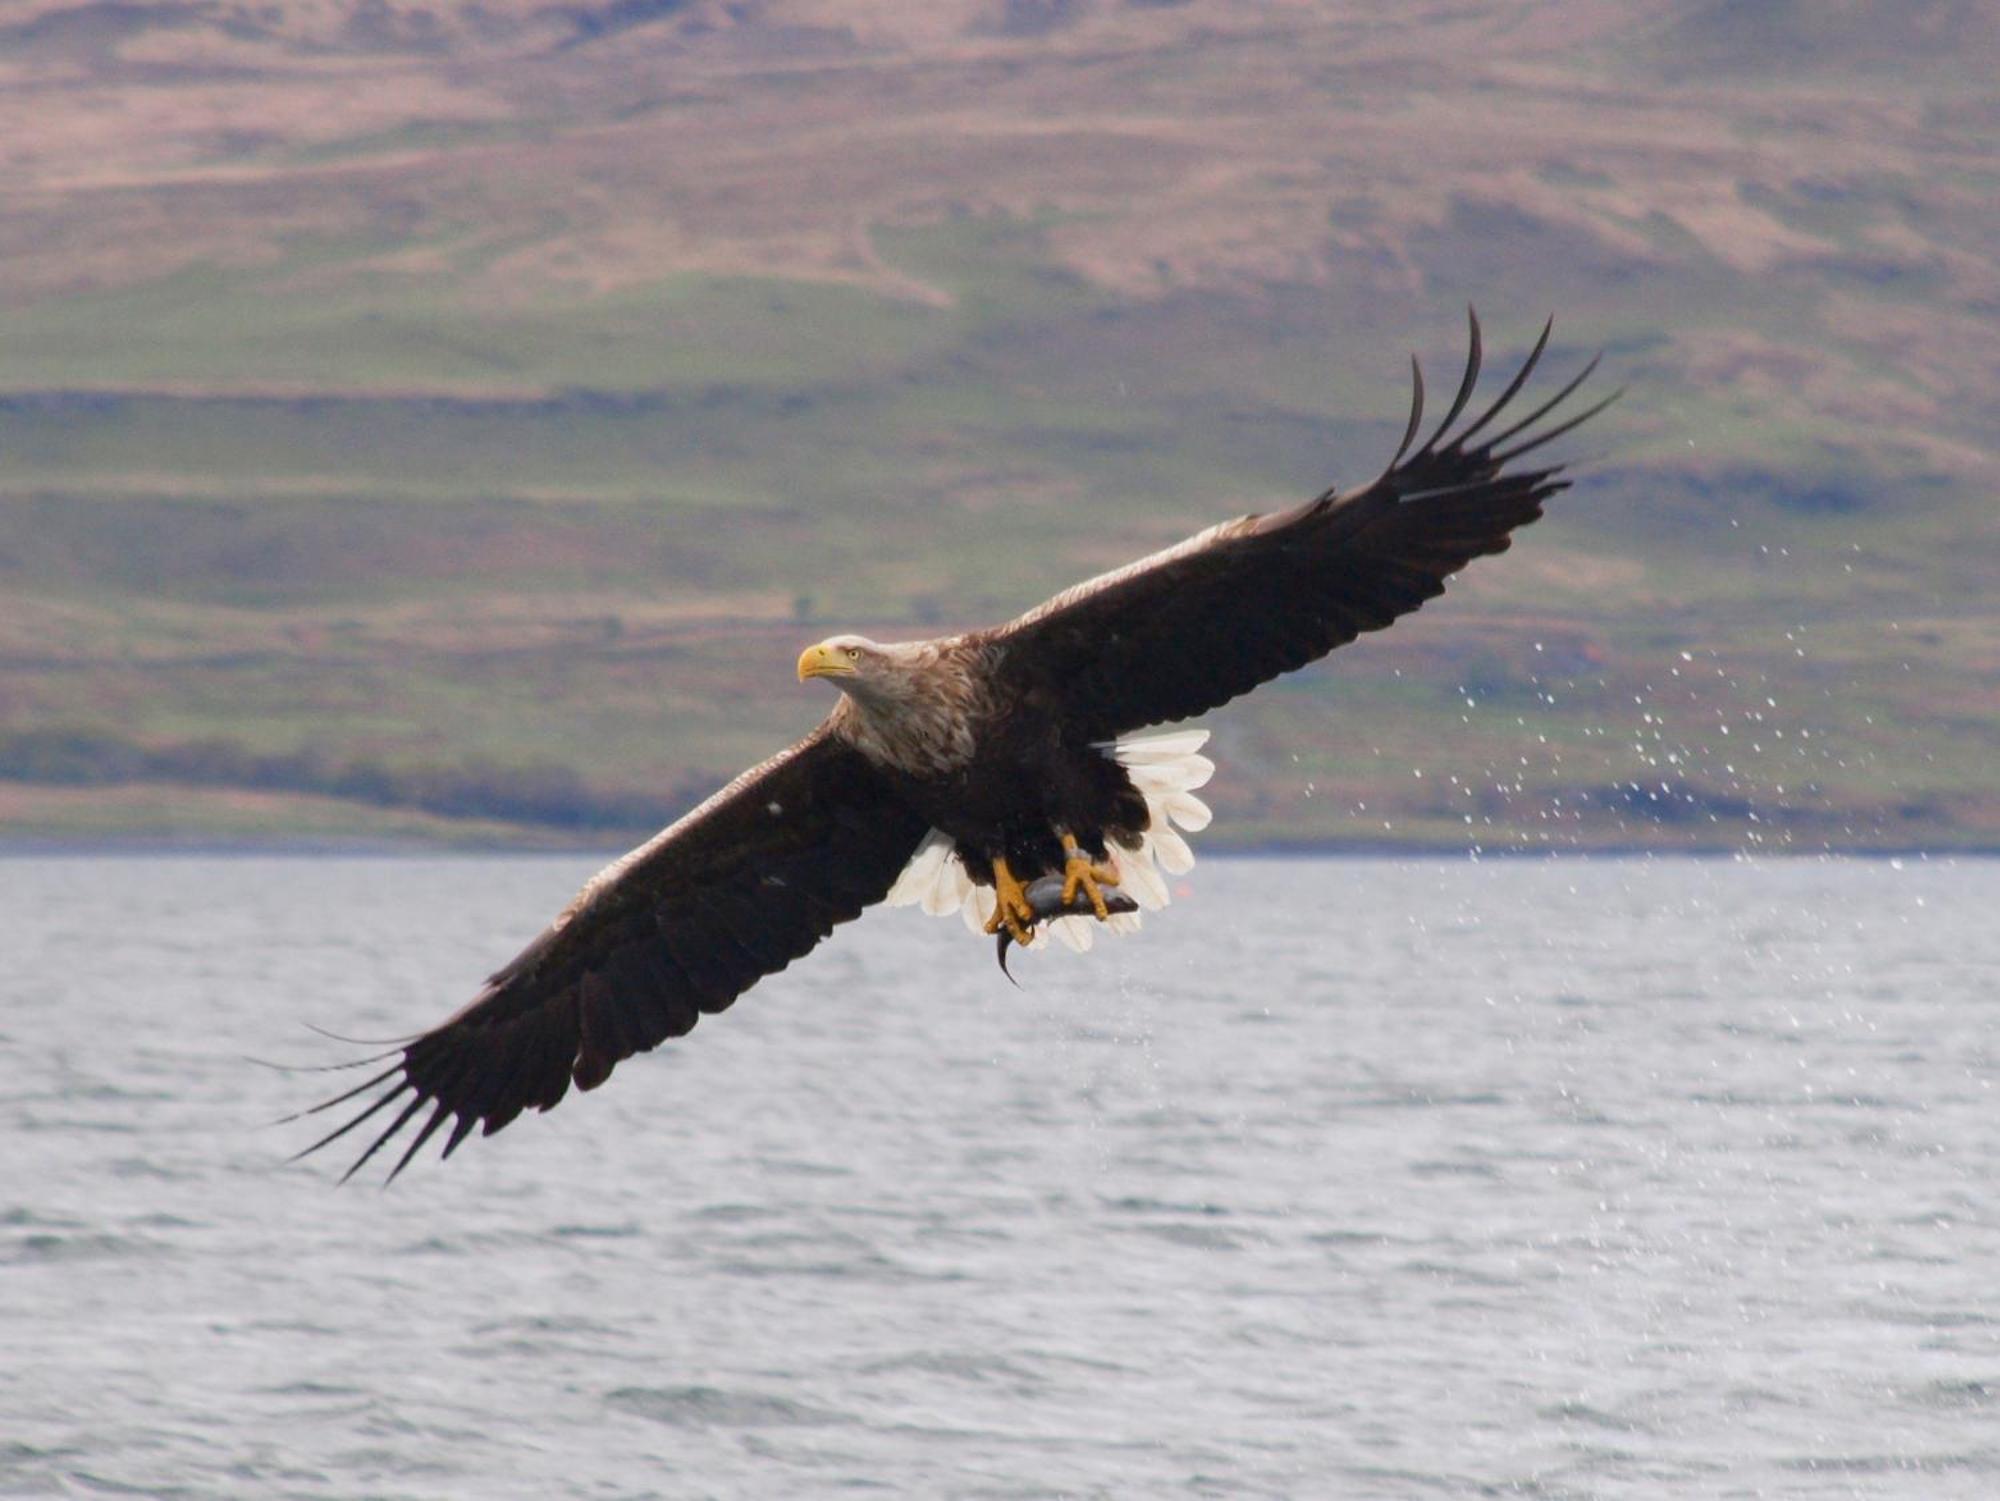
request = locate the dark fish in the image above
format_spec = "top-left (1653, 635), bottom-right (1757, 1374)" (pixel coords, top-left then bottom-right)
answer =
top-left (995, 874), bottom-right (1140, 984)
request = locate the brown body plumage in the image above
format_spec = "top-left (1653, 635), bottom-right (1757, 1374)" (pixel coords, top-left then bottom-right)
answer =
top-left (819, 635), bottom-right (1151, 887)
top-left (296, 311), bottom-right (1616, 1181)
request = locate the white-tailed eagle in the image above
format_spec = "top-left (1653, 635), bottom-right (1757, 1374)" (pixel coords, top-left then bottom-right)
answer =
top-left (298, 311), bottom-right (1614, 1180)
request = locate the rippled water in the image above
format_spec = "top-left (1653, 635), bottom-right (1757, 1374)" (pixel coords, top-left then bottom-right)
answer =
top-left (2, 855), bottom-right (1996, 1498)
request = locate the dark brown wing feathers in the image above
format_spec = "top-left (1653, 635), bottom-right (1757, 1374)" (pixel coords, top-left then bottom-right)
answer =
top-left (296, 730), bottom-right (928, 1181)
top-left (990, 309), bottom-right (1615, 741)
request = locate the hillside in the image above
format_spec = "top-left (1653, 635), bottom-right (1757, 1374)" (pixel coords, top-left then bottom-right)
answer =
top-left (1, 0), bottom-right (1994, 850)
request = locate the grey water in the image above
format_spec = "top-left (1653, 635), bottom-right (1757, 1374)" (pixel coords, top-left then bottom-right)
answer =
top-left (2, 855), bottom-right (1995, 1499)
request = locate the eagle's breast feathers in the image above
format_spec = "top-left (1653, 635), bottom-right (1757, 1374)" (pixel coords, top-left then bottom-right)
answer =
top-left (826, 636), bottom-right (991, 779)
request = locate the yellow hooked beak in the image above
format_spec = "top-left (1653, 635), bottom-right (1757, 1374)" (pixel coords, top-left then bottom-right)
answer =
top-left (796, 642), bottom-right (855, 682)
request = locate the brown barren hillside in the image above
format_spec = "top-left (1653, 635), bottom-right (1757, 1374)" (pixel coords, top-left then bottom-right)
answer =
top-left (0, 0), bottom-right (1994, 849)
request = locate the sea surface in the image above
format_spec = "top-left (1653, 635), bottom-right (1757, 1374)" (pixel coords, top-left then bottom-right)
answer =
top-left (1, 855), bottom-right (1995, 1499)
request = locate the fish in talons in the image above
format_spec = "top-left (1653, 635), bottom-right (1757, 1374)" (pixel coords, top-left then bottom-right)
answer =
top-left (995, 874), bottom-right (1141, 985)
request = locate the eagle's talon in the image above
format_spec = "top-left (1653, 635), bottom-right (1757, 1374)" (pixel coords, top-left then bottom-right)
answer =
top-left (983, 856), bottom-right (1037, 945)
top-left (1058, 833), bottom-right (1121, 922)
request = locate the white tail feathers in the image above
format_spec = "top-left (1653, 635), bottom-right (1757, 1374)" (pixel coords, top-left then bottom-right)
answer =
top-left (885, 730), bottom-right (1214, 956)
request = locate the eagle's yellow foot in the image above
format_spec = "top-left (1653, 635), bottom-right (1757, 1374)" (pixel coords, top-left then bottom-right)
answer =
top-left (982, 856), bottom-right (1036, 946)
top-left (1058, 832), bottom-right (1121, 921)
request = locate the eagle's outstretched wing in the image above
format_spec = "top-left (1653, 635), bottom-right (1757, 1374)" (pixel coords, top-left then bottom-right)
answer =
top-left (988, 311), bottom-right (1617, 742)
top-left (295, 726), bottom-right (927, 1182)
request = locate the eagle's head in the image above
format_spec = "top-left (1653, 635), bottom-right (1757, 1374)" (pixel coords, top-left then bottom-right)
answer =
top-left (798, 633), bottom-right (977, 774)
top-left (797, 634), bottom-right (931, 707)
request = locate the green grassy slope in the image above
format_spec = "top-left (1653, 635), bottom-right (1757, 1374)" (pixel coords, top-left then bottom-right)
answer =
top-left (0, 1), bottom-right (1993, 849)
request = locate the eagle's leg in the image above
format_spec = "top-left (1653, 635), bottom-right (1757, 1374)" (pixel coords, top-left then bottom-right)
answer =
top-left (982, 856), bottom-right (1037, 946)
top-left (1058, 832), bottom-right (1121, 922)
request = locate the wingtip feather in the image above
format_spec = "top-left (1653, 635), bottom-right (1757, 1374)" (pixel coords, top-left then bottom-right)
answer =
top-left (1451, 315), bottom-right (1554, 451)
top-left (1389, 353), bottom-right (1426, 466)
top-left (1414, 305), bottom-right (1484, 459)
top-left (1481, 351), bottom-right (1603, 455)
top-left (1489, 382), bottom-right (1623, 466)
